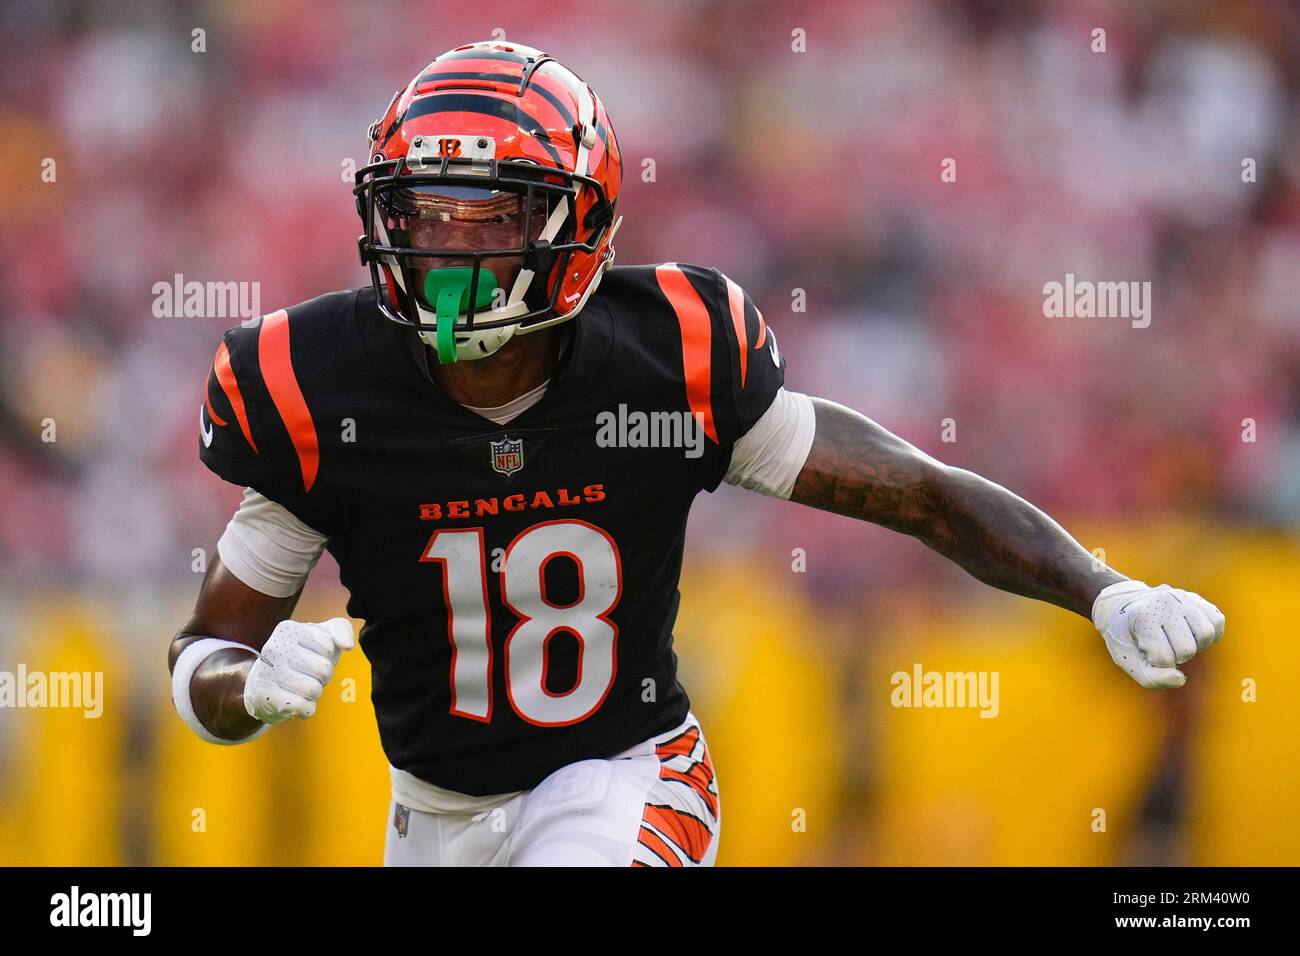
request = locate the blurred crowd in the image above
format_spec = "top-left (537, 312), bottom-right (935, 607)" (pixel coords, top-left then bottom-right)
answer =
top-left (1, 0), bottom-right (1298, 599)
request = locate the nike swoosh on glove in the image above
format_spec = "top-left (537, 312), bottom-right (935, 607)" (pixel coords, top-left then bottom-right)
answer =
top-left (243, 618), bottom-right (356, 723)
top-left (1091, 581), bottom-right (1226, 689)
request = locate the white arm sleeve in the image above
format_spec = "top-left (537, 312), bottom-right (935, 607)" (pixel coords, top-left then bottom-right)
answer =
top-left (216, 488), bottom-right (328, 598)
top-left (723, 388), bottom-right (817, 499)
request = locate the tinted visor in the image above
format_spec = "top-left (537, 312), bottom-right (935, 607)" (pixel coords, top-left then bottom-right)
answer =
top-left (376, 183), bottom-right (555, 312)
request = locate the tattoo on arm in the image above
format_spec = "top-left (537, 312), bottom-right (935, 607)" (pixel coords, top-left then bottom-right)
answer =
top-left (790, 398), bottom-right (1124, 617)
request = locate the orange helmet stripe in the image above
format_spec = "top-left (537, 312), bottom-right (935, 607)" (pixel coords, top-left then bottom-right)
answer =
top-left (401, 94), bottom-right (566, 167)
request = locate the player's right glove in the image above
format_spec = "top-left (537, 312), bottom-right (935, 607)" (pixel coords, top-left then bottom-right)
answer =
top-left (243, 617), bottom-right (355, 724)
top-left (1091, 580), bottom-right (1225, 689)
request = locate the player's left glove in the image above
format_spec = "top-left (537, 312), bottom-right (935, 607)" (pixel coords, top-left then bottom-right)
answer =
top-left (1091, 580), bottom-right (1225, 689)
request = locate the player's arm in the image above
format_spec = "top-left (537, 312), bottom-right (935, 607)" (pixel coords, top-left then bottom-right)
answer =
top-left (168, 545), bottom-right (353, 744)
top-left (706, 270), bottom-right (1225, 688)
top-left (790, 397), bottom-right (1117, 616)
top-left (168, 558), bottom-right (302, 741)
top-left (166, 491), bottom-right (352, 744)
top-left (786, 397), bottom-right (1225, 687)
top-left (177, 326), bottom-right (352, 743)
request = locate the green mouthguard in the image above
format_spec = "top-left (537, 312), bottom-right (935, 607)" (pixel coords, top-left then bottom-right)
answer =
top-left (423, 267), bottom-right (500, 365)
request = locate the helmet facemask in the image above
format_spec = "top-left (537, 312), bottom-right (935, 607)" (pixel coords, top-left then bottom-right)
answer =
top-left (356, 147), bottom-right (611, 364)
top-left (381, 181), bottom-right (556, 362)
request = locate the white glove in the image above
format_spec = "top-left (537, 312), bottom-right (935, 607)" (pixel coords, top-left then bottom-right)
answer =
top-left (243, 617), bottom-right (356, 723)
top-left (1092, 581), bottom-right (1225, 689)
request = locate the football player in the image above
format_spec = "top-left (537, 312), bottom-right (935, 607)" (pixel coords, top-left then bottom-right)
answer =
top-left (168, 41), bottom-right (1226, 867)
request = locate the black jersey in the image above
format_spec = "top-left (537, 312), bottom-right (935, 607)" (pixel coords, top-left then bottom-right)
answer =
top-left (199, 263), bottom-right (785, 795)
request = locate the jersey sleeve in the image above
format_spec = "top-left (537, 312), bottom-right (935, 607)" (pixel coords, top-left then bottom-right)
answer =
top-left (200, 327), bottom-right (261, 487)
top-left (217, 487), bottom-right (328, 597)
top-left (712, 269), bottom-right (780, 442)
top-left (701, 266), bottom-right (787, 490)
top-left (646, 262), bottom-right (790, 491)
top-left (199, 322), bottom-right (336, 535)
top-left (722, 387), bottom-right (816, 499)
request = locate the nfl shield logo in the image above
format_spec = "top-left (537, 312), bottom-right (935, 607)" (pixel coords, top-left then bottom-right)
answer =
top-left (490, 436), bottom-right (524, 477)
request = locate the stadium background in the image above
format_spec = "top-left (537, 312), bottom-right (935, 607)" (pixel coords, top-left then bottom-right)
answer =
top-left (1, 0), bottom-right (1298, 866)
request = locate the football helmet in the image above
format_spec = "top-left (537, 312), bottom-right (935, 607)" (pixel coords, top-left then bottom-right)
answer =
top-left (355, 41), bottom-right (623, 363)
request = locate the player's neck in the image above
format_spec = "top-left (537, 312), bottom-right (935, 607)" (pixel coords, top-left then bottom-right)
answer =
top-left (429, 327), bottom-right (559, 408)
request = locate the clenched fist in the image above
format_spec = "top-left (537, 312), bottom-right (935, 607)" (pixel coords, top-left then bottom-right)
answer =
top-left (1092, 581), bottom-right (1225, 689)
top-left (243, 617), bottom-right (356, 723)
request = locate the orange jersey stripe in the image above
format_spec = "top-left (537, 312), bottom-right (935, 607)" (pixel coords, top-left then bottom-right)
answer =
top-left (754, 306), bottom-right (767, 349)
top-left (723, 275), bottom-right (748, 388)
top-left (213, 341), bottom-right (255, 451)
top-left (643, 804), bottom-right (711, 864)
top-left (204, 390), bottom-right (227, 427)
top-left (654, 264), bottom-right (718, 444)
top-left (257, 310), bottom-right (319, 492)
top-left (638, 825), bottom-right (684, 867)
